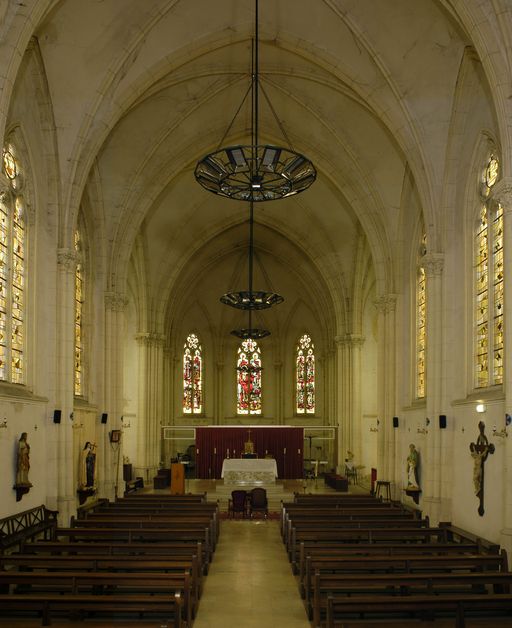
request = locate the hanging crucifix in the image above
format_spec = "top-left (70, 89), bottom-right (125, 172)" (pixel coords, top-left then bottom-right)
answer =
top-left (469, 421), bottom-right (495, 516)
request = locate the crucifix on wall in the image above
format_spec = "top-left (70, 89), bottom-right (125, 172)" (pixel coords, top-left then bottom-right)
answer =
top-left (469, 421), bottom-right (495, 516)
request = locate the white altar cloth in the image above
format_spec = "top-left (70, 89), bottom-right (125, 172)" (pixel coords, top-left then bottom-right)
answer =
top-left (221, 458), bottom-right (278, 484)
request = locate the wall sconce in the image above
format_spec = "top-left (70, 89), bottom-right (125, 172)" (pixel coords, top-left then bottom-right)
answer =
top-left (120, 416), bottom-right (131, 429)
top-left (493, 425), bottom-right (508, 438)
top-left (476, 403), bottom-right (486, 413)
top-left (0, 418), bottom-right (7, 428)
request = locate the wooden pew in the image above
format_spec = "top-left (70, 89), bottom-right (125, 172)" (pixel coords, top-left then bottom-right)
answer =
top-left (0, 570), bottom-right (191, 626)
top-left (306, 552), bottom-right (509, 623)
top-left (0, 592), bottom-right (183, 627)
top-left (22, 539), bottom-right (208, 575)
top-left (54, 526), bottom-right (213, 564)
top-left (120, 493), bottom-right (206, 503)
top-left (288, 526), bottom-right (450, 567)
top-left (0, 553), bottom-right (201, 610)
top-left (325, 592), bottom-right (512, 628)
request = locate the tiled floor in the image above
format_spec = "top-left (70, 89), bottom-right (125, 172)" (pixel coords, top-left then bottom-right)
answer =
top-left (193, 519), bottom-right (309, 628)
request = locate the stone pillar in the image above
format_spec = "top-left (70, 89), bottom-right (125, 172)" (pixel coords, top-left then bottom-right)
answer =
top-left (162, 346), bottom-right (172, 463)
top-left (274, 360), bottom-right (283, 424)
top-left (334, 335), bottom-right (345, 471)
top-left (493, 179), bottom-right (512, 556)
top-left (373, 295), bottom-right (397, 483)
top-left (55, 248), bottom-right (77, 525)
top-left (102, 291), bottom-right (127, 499)
top-left (134, 332), bottom-right (165, 483)
top-left (216, 361), bottom-right (224, 425)
top-left (421, 253), bottom-right (444, 522)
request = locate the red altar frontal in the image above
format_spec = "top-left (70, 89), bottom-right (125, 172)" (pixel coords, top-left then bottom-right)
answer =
top-left (196, 426), bottom-right (304, 479)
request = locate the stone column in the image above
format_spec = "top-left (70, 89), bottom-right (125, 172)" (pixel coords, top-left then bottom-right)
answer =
top-left (102, 291), bottom-right (127, 499)
top-left (134, 332), bottom-right (165, 483)
top-left (373, 294), bottom-right (397, 483)
top-left (493, 179), bottom-right (512, 556)
top-left (55, 248), bottom-right (77, 524)
top-left (162, 345), bottom-right (172, 463)
top-left (334, 335), bottom-right (345, 471)
top-left (421, 253), bottom-right (444, 522)
top-left (215, 361), bottom-right (224, 425)
top-left (274, 360), bottom-right (283, 424)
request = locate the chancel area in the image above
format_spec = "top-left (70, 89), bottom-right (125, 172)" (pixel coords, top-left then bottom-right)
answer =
top-left (2, 0), bottom-right (512, 625)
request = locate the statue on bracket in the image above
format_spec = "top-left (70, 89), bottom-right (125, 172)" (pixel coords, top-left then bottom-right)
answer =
top-left (404, 443), bottom-right (421, 504)
top-left (469, 421), bottom-right (495, 516)
top-left (13, 431), bottom-right (32, 501)
top-left (77, 441), bottom-right (97, 504)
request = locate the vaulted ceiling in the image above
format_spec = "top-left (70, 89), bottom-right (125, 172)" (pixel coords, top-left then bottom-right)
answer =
top-left (32, 0), bottom-right (476, 339)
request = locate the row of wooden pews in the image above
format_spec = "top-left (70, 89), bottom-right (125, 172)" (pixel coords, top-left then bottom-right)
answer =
top-left (0, 492), bottom-right (219, 626)
top-left (282, 492), bottom-right (512, 627)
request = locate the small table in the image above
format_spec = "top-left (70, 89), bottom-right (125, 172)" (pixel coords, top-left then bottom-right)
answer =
top-left (375, 480), bottom-right (392, 501)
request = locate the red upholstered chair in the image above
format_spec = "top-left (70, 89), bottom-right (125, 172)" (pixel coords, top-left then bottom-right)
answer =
top-left (248, 487), bottom-right (268, 519)
top-left (228, 490), bottom-right (247, 518)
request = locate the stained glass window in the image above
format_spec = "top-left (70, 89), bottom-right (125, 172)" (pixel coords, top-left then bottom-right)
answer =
top-left (237, 338), bottom-right (262, 415)
top-left (296, 334), bottom-right (315, 414)
top-left (74, 230), bottom-right (84, 396)
top-left (475, 155), bottom-right (502, 388)
top-left (0, 143), bottom-right (25, 383)
top-left (183, 333), bottom-right (202, 414)
top-left (416, 234), bottom-right (426, 399)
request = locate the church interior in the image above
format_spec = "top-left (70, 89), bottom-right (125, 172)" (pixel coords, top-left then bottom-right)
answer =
top-left (2, 0), bottom-right (512, 625)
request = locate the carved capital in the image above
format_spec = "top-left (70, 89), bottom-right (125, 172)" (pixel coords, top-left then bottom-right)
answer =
top-left (57, 247), bottom-right (76, 271)
top-left (422, 253), bottom-right (444, 277)
top-left (135, 332), bottom-right (165, 348)
top-left (104, 291), bottom-right (128, 312)
top-left (373, 294), bottom-right (397, 314)
top-left (491, 178), bottom-right (512, 211)
top-left (335, 333), bottom-right (365, 348)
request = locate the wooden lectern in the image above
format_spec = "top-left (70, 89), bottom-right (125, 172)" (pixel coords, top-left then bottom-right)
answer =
top-left (170, 462), bottom-right (185, 494)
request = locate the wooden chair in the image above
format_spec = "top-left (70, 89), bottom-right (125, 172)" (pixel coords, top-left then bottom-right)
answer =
top-left (228, 490), bottom-right (247, 518)
top-left (249, 488), bottom-right (268, 519)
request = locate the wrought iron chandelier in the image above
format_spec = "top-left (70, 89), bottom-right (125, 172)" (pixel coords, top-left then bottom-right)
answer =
top-left (195, 0), bottom-right (316, 202)
top-left (224, 200), bottom-right (282, 339)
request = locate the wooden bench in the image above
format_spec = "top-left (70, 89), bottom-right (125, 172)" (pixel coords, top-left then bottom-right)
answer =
top-left (55, 526), bottom-right (213, 564)
top-left (119, 493), bottom-right (206, 503)
top-left (0, 569), bottom-right (192, 626)
top-left (325, 592), bottom-right (512, 628)
top-left (306, 552), bottom-right (509, 623)
top-left (0, 505), bottom-right (58, 553)
top-left (124, 477), bottom-right (144, 494)
top-left (22, 539), bottom-right (209, 575)
top-left (0, 591), bottom-right (183, 627)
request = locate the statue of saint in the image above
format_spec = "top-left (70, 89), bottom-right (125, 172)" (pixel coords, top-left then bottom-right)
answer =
top-left (16, 432), bottom-right (32, 487)
top-left (406, 443), bottom-right (419, 489)
top-left (469, 421), bottom-right (494, 497)
top-left (78, 442), bottom-right (96, 490)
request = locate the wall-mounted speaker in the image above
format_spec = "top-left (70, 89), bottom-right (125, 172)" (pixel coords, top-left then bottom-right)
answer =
top-left (101, 413), bottom-right (108, 424)
top-left (392, 416), bottom-right (399, 428)
top-left (53, 409), bottom-right (61, 424)
top-left (439, 414), bottom-right (447, 429)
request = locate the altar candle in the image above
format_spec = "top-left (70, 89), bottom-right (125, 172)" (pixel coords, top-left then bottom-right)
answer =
top-left (284, 448), bottom-right (286, 454)
top-left (227, 449), bottom-right (230, 457)
top-left (214, 448), bottom-right (216, 454)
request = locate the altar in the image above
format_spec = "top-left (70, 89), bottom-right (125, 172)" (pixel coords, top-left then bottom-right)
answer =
top-left (221, 458), bottom-right (278, 485)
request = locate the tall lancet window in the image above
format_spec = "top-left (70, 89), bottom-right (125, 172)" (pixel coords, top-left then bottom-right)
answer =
top-left (74, 229), bottom-right (84, 396)
top-left (296, 333), bottom-right (315, 414)
top-left (416, 232), bottom-right (427, 399)
top-left (237, 338), bottom-right (262, 415)
top-left (183, 333), bottom-right (202, 414)
top-left (0, 143), bottom-right (26, 383)
top-left (475, 154), bottom-right (503, 388)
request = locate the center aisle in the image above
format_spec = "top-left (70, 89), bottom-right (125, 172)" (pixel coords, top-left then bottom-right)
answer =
top-left (194, 519), bottom-right (310, 628)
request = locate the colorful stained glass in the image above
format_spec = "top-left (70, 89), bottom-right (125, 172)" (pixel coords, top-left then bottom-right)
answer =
top-left (237, 338), bottom-right (262, 415)
top-left (0, 142), bottom-right (25, 384)
top-left (74, 230), bottom-right (83, 395)
top-left (475, 205), bottom-right (489, 388)
top-left (296, 334), bottom-right (315, 413)
top-left (492, 204), bottom-right (504, 385)
top-left (416, 261), bottom-right (426, 399)
top-left (183, 333), bottom-right (202, 414)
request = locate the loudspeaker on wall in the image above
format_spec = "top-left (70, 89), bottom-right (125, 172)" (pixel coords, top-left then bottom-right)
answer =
top-left (439, 414), bottom-right (447, 429)
top-left (392, 416), bottom-right (399, 428)
top-left (53, 409), bottom-right (61, 424)
top-left (101, 413), bottom-right (108, 424)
